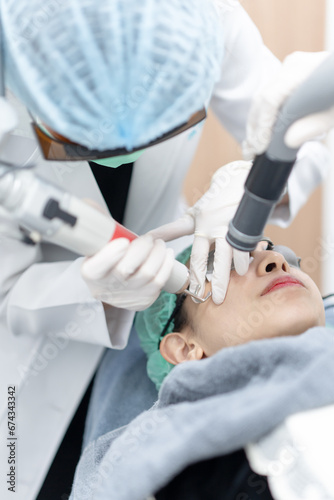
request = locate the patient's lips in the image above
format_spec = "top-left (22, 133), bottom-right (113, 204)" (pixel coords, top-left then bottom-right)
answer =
top-left (261, 275), bottom-right (305, 296)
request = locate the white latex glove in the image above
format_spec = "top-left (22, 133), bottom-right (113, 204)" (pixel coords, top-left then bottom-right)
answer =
top-left (243, 51), bottom-right (332, 159)
top-left (81, 235), bottom-right (175, 311)
top-left (148, 161), bottom-right (252, 305)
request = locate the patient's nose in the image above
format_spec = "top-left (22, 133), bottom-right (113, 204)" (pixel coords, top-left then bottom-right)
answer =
top-left (256, 251), bottom-right (290, 276)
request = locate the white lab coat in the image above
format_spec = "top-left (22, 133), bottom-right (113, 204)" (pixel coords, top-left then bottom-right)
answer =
top-left (0, 4), bottom-right (329, 499)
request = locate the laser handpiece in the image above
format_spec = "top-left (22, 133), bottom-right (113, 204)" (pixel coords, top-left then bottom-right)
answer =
top-left (0, 163), bottom-right (192, 296)
top-left (226, 53), bottom-right (334, 252)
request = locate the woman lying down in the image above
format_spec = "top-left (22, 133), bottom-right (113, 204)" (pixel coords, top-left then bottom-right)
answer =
top-left (70, 240), bottom-right (334, 500)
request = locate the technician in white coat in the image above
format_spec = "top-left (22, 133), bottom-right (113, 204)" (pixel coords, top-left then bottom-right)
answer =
top-left (0, 1), bottom-right (329, 499)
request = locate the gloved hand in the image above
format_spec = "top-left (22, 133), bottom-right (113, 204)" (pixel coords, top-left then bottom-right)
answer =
top-left (148, 160), bottom-right (252, 305)
top-left (243, 51), bottom-right (332, 159)
top-left (81, 235), bottom-right (175, 311)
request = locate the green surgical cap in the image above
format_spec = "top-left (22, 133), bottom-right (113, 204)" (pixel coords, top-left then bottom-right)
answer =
top-left (135, 245), bottom-right (192, 391)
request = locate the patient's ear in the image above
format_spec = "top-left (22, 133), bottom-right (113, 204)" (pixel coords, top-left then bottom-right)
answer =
top-left (160, 332), bottom-right (204, 365)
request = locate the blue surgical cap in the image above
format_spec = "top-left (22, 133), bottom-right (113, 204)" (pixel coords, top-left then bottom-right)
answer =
top-left (2, 0), bottom-right (224, 151)
top-left (135, 245), bottom-right (192, 391)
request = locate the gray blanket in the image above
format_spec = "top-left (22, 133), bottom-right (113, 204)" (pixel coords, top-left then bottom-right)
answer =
top-left (70, 327), bottom-right (334, 500)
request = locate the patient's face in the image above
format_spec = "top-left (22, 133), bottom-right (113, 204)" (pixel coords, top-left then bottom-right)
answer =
top-left (183, 241), bottom-right (325, 356)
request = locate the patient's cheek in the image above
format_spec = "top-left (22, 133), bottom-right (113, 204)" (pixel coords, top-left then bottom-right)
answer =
top-left (297, 273), bottom-right (326, 326)
top-left (195, 305), bottom-right (241, 353)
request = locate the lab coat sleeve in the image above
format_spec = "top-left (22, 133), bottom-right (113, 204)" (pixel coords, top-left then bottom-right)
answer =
top-left (210, 3), bottom-right (281, 144)
top-left (0, 212), bottom-right (134, 348)
top-left (210, 3), bottom-right (330, 226)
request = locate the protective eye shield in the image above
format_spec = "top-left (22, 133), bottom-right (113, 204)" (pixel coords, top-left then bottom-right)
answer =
top-left (206, 239), bottom-right (301, 281)
top-left (268, 244), bottom-right (301, 268)
top-left (31, 108), bottom-right (206, 162)
top-left (254, 238), bottom-right (302, 269)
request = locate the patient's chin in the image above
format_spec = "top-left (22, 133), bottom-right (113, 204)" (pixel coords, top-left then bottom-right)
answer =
top-left (267, 283), bottom-right (325, 333)
top-left (275, 306), bottom-right (325, 339)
